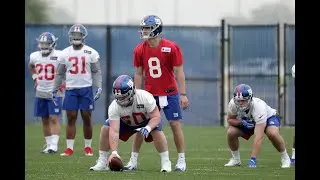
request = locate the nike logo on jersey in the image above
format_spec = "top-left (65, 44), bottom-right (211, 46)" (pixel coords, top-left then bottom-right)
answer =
top-left (50, 56), bottom-right (58, 60)
top-left (259, 115), bottom-right (263, 119)
top-left (161, 47), bottom-right (171, 53)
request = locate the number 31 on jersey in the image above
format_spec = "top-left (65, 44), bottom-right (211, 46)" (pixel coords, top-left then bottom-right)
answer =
top-left (148, 57), bottom-right (162, 78)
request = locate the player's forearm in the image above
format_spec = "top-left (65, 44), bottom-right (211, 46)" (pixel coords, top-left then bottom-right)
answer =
top-left (227, 118), bottom-right (242, 126)
top-left (109, 128), bottom-right (120, 151)
top-left (147, 116), bottom-right (161, 130)
top-left (53, 64), bottom-right (66, 91)
top-left (28, 64), bottom-right (37, 79)
top-left (134, 73), bottom-right (143, 89)
top-left (91, 62), bottom-right (102, 89)
top-left (176, 70), bottom-right (186, 94)
top-left (251, 135), bottom-right (264, 158)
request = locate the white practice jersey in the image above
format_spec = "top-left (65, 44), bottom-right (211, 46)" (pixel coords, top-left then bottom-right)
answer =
top-left (228, 97), bottom-right (277, 124)
top-left (29, 50), bottom-right (62, 93)
top-left (108, 89), bottom-right (157, 127)
top-left (59, 45), bottom-right (100, 88)
top-left (291, 64), bottom-right (295, 78)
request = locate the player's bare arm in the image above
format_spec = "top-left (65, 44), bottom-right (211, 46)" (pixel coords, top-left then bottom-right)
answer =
top-left (91, 61), bottom-right (102, 89)
top-left (53, 63), bottom-right (67, 91)
top-left (134, 67), bottom-right (143, 89)
top-left (227, 114), bottom-right (242, 126)
top-left (146, 106), bottom-right (161, 130)
top-left (250, 122), bottom-right (267, 158)
top-left (174, 65), bottom-right (189, 109)
top-left (109, 120), bottom-right (120, 152)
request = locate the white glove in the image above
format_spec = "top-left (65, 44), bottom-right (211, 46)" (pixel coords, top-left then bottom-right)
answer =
top-left (94, 88), bottom-right (102, 101)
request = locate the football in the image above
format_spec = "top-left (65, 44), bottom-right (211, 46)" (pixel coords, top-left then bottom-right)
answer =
top-left (109, 157), bottom-right (124, 171)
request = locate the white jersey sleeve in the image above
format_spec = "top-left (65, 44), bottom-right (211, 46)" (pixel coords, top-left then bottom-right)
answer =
top-left (227, 99), bottom-right (238, 116)
top-left (251, 98), bottom-right (277, 124)
top-left (108, 100), bottom-right (121, 121)
top-left (29, 52), bottom-right (37, 65)
top-left (90, 49), bottom-right (100, 63)
top-left (291, 64), bottom-right (295, 78)
top-left (140, 90), bottom-right (157, 113)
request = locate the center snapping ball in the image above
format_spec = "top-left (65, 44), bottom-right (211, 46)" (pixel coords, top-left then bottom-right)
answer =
top-left (109, 157), bottom-right (124, 171)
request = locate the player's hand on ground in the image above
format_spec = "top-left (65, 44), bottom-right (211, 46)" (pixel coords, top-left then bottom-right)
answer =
top-left (139, 126), bottom-right (151, 138)
top-left (180, 94), bottom-right (189, 110)
top-left (108, 151), bottom-right (121, 163)
top-left (94, 88), bottom-right (102, 101)
top-left (241, 120), bottom-right (255, 129)
top-left (248, 157), bottom-right (257, 168)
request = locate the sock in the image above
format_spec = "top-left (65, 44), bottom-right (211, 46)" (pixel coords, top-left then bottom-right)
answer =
top-left (51, 135), bottom-right (59, 146)
top-left (291, 148), bottom-right (295, 159)
top-left (159, 151), bottom-right (169, 162)
top-left (99, 150), bottom-right (109, 162)
top-left (50, 135), bottom-right (59, 151)
top-left (131, 152), bottom-right (139, 160)
top-left (178, 153), bottom-right (185, 159)
top-left (280, 149), bottom-right (289, 158)
top-left (231, 150), bottom-right (240, 160)
top-left (84, 139), bottom-right (92, 148)
top-left (45, 136), bottom-right (52, 147)
top-left (66, 139), bottom-right (74, 150)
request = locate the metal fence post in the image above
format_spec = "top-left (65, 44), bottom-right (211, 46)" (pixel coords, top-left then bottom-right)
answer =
top-left (277, 23), bottom-right (286, 125)
top-left (105, 25), bottom-right (112, 120)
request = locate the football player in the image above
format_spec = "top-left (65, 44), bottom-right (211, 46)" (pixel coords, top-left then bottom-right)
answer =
top-left (125, 15), bottom-right (189, 172)
top-left (89, 75), bottom-right (172, 172)
top-left (224, 84), bottom-right (291, 168)
top-left (52, 24), bottom-right (103, 156)
top-left (28, 32), bottom-right (64, 153)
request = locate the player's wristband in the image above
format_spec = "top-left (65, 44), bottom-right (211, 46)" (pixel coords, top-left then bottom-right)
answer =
top-left (180, 93), bottom-right (187, 96)
top-left (32, 74), bottom-right (38, 80)
top-left (145, 125), bottom-right (152, 133)
top-left (111, 151), bottom-right (119, 156)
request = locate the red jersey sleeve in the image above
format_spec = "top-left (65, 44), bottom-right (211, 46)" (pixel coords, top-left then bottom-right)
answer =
top-left (171, 44), bottom-right (184, 66)
top-left (133, 46), bottom-right (143, 67)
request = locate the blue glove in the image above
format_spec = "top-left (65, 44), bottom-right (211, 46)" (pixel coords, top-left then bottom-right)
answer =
top-left (242, 120), bottom-right (255, 129)
top-left (248, 157), bottom-right (257, 168)
top-left (51, 91), bottom-right (58, 106)
top-left (94, 88), bottom-right (102, 101)
top-left (139, 126), bottom-right (151, 138)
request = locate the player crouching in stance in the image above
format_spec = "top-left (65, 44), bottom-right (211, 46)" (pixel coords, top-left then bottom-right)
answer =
top-left (89, 75), bottom-right (172, 172)
top-left (28, 32), bottom-right (64, 153)
top-left (224, 84), bottom-right (291, 168)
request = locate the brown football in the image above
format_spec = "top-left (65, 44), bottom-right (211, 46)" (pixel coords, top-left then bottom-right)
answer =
top-left (109, 157), bottom-right (124, 171)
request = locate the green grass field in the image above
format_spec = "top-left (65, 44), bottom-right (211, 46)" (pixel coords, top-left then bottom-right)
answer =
top-left (25, 124), bottom-right (295, 180)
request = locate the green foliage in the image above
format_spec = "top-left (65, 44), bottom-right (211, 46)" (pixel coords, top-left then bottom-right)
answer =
top-left (25, 0), bottom-right (50, 23)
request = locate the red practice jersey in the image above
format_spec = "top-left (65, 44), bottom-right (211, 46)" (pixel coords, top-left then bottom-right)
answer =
top-left (133, 38), bottom-right (184, 96)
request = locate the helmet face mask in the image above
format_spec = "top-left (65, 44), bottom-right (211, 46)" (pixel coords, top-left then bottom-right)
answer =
top-left (112, 75), bottom-right (135, 107)
top-left (233, 84), bottom-right (253, 111)
top-left (68, 24), bottom-right (88, 46)
top-left (36, 32), bottom-right (57, 55)
top-left (139, 15), bottom-right (162, 39)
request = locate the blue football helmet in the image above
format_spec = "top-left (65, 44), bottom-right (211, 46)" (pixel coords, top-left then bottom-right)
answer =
top-left (140, 15), bottom-right (163, 39)
top-left (68, 24), bottom-right (88, 45)
top-left (233, 84), bottom-right (253, 111)
top-left (112, 75), bottom-right (135, 107)
top-left (36, 32), bottom-right (58, 55)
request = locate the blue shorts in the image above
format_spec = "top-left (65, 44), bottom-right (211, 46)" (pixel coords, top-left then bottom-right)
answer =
top-left (34, 97), bottom-right (62, 117)
top-left (239, 115), bottom-right (281, 140)
top-left (104, 119), bottom-right (163, 142)
top-left (63, 87), bottom-right (94, 111)
top-left (154, 93), bottom-right (182, 121)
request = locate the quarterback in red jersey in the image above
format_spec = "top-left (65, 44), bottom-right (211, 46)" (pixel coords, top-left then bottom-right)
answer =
top-left (123, 15), bottom-right (189, 172)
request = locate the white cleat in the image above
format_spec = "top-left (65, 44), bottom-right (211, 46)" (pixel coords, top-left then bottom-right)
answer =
top-left (175, 158), bottom-right (186, 171)
top-left (281, 156), bottom-right (291, 168)
top-left (160, 160), bottom-right (172, 172)
top-left (224, 158), bottom-right (241, 167)
top-left (89, 159), bottom-right (109, 171)
top-left (123, 158), bottom-right (138, 171)
top-left (40, 144), bottom-right (50, 154)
